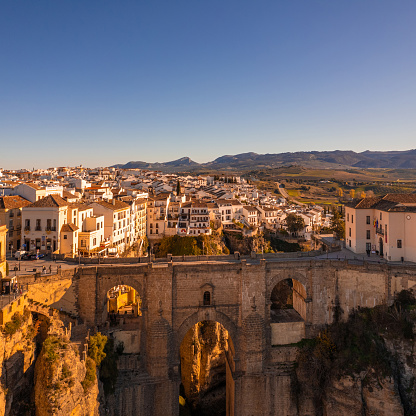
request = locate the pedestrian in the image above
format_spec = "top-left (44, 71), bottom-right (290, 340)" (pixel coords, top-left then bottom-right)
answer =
top-left (42, 265), bottom-right (46, 274)
top-left (49, 265), bottom-right (52, 274)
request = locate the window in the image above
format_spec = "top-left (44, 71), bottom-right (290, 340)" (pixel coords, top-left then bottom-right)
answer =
top-left (93, 238), bottom-right (96, 246)
top-left (366, 216), bottom-right (370, 224)
top-left (351, 215), bottom-right (354, 223)
top-left (349, 228), bottom-right (351, 237)
top-left (397, 240), bottom-right (402, 248)
top-left (349, 240), bottom-right (351, 247)
top-left (347, 213), bottom-right (349, 221)
top-left (36, 219), bottom-right (41, 231)
top-left (81, 240), bottom-right (86, 247)
top-left (380, 212), bottom-right (382, 220)
top-left (366, 230), bottom-right (370, 239)
top-left (63, 235), bottom-right (68, 240)
top-left (203, 291), bottom-right (211, 306)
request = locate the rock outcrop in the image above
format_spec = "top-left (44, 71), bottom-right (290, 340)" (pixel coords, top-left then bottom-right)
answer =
top-left (180, 321), bottom-right (229, 415)
top-left (34, 334), bottom-right (99, 416)
top-left (0, 309), bottom-right (37, 415)
top-left (321, 374), bottom-right (404, 416)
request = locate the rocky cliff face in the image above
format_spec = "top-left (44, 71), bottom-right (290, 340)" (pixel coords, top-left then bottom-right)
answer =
top-left (180, 321), bottom-right (229, 415)
top-left (34, 334), bottom-right (100, 416)
top-left (292, 297), bottom-right (416, 416)
top-left (0, 310), bottom-right (37, 416)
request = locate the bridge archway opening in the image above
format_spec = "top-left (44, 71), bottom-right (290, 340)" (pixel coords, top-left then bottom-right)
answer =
top-left (179, 320), bottom-right (235, 416)
top-left (270, 278), bottom-right (306, 323)
top-left (106, 285), bottom-right (142, 325)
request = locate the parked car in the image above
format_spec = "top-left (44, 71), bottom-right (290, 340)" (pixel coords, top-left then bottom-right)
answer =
top-left (14, 250), bottom-right (28, 259)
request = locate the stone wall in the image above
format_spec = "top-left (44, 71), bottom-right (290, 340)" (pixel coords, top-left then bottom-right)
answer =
top-left (271, 322), bottom-right (305, 345)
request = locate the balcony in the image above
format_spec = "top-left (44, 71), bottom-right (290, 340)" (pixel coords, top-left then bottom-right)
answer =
top-left (46, 227), bottom-right (57, 232)
top-left (376, 227), bottom-right (384, 236)
top-left (35, 227), bottom-right (42, 231)
top-left (24, 226), bottom-right (31, 232)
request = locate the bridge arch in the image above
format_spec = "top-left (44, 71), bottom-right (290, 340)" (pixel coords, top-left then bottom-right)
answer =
top-left (176, 310), bottom-right (239, 416)
top-left (175, 309), bottom-right (239, 354)
top-left (97, 276), bottom-right (144, 325)
top-left (267, 269), bottom-right (309, 300)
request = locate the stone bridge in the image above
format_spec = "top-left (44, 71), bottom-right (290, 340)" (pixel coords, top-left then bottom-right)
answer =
top-left (22, 259), bottom-right (416, 416)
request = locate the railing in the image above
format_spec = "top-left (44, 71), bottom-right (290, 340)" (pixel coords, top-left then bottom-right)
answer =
top-left (45, 227), bottom-right (56, 231)
top-left (0, 286), bottom-right (28, 310)
top-left (24, 226), bottom-right (30, 231)
top-left (35, 227), bottom-right (42, 231)
top-left (376, 227), bottom-right (384, 236)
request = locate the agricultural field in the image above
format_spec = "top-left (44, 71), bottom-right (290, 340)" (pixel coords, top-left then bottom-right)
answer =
top-left (253, 167), bottom-right (416, 205)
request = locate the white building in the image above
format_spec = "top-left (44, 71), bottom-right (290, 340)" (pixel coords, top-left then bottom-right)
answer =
top-left (21, 194), bottom-right (69, 253)
top-left (345, 194), bottom-right (416, 262)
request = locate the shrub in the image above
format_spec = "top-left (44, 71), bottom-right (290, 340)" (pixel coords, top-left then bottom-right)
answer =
top-left (99, 338), bottom-right (118, 396)
top-left (43, 336), bottom-right (67, 362)
top-left (88, 333), bottom-right (107, 366)
top-left (3, 312), bottom-right (23, 335)
top-left (82, 357), bottom-right (96, 392)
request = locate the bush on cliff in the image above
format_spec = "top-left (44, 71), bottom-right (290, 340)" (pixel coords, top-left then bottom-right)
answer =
top-left (82, 357), bottom-right (96, 392)
top-left (88, 332), bottom-right (107, 366)
top-left (3, 307), bottom-right (31, 336)
top-left (155, 234), bottom-right (227, 257)
top-left (3, 312), bottom-right (23, 336)
top-left (43, 336), bottom-right (68, 362)
top-left (87, 333), bottom-right (118, 396)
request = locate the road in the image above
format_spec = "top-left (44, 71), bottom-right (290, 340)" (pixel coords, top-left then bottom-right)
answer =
top-left (275, 181), bottom-right (305, 205)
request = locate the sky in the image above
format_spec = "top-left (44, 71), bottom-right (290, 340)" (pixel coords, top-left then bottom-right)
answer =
top-left (1, 0), bottom-right (416, 169)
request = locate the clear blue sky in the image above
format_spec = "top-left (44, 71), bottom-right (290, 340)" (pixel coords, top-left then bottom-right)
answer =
top-left (1, 1), bottom-right (416, 169)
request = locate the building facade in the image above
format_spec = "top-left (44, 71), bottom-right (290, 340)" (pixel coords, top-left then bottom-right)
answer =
top-left (345, 194), bottom-right (416, 262)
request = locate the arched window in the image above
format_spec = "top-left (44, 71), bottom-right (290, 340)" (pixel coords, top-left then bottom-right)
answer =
top-left (203, 291), bottom-right (211, 306)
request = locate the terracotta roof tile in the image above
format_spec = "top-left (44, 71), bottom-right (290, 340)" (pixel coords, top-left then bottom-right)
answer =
top-left (348, 194), bottom-right (416, 212)
top-left (0, 195), bottom-right (31, 210)
top-left (61, 223), bottom-right (79, 232)
top-left (93, 200), bottom-right (130, 211)
top-left (27, 195), bottom-right (68, 208)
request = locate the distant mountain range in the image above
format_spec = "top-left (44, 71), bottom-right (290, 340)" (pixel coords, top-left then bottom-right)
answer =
top-left (112, 150), bottom-right (416, 172)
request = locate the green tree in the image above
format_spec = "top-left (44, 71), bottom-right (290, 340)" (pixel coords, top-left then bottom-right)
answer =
top-left (285, 213), bottom-right (305, 234)
top-left (331, 206), bottom-right (345, 239)
top-left (88, 332), bottom-right (107, 366)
